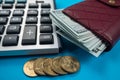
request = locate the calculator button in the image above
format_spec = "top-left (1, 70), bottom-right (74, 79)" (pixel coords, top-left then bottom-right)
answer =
top-left (0, 25), bottom-right (5, 34)
top-left (0, 17), bottom-right (8, 24)
top-left (40, 34), bottom-right (53, 44)
top-left (2, 35), bottom-right (19, 46)
top-left (36, 0), bottom-right (44, 3)
top-left (41, 8), bottom-right (50, 11)
top-left (0, 10), bottom-right (11, 16)
top-left (7, 25), bottom-right (21, 34)
top-left (27, 10), bottom-right (38, 16)
top-left (5, 0), bottom-right (14, 3)
top-left (15, 4), bottom-right (25, 8)
top-left (0, 0), bottom-right (2, 3)
top-left (40, 17), bottom-right (52, 24)
top-left (17, 0), bottom-right (26, 3)
top-left (41, 10), bottom-right (50, 16)
top-left (22, 25), bottom-right (37, 45)
top-left (2, 4), bottom-right (13, 9)
top-left (26, 17), bottom-right (38, 24)
top-left (41, 3), bottom-right (51, 8)
top-left (40, 25), bottom-right (53, 33)
top-left (13, 10), bottom-right (24, 16)
top-left (10, 17), bottom-right (22, 24)
top-left (29, 3), bottom-right (38, 8)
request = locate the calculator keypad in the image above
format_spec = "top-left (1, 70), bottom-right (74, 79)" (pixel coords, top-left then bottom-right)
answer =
top-left (0, 0), bottom-right (60, 55)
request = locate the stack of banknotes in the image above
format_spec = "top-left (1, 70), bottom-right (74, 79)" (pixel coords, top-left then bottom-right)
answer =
top-left (50, 10), bottom-right (107, 57)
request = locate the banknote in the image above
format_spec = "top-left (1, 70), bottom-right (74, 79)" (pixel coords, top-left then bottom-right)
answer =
top-left (57, 29), bottom-right (106, 57)
top-left (51, 10), bottom-right (92, 38)
top-left (52, 18), bottom-right (97, 49)
top-left (50, 10), bottom-right (107, 57)
top-left (51, 11), bottom-right (101, 49)
top-left (51, 16), bottom-right (94, 43)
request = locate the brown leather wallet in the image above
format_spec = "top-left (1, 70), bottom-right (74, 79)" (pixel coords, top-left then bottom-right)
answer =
top-left (63, 0), bottom-right (120, 51)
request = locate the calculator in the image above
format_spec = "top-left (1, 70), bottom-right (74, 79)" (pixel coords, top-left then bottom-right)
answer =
top-left (0, 0), bottom-right (61, 56)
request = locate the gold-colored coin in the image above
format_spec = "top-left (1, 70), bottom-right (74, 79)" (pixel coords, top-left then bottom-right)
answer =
top-left (23, 59), bottom-right (37, 77)
top-left (59, 56), bottom-right (80, 73)
top-left (34, 58), bottom-right (46, 75)
top-left (51, 57), bottom-right (67, 74)
top-left (43, 58), bottom-right (58, 76)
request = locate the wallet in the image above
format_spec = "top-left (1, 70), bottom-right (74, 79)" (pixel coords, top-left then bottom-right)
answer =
top-left (63, 0), bottom-right (120, 51)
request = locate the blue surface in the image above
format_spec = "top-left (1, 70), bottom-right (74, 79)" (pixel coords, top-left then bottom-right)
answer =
top-left (0, 0), bottom-right (120, 80)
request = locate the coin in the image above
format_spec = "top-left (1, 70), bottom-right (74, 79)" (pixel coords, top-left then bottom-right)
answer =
top-left (34, 58), bottom-right (46, 75)
top-left (23, 59), bottom-right (37, 77)
top-left (43, 58), bottom-right (58, 76)
top-left (51, 57), bottom-right (67, 74)
top-left (59, 56), bottom-right (80, 73)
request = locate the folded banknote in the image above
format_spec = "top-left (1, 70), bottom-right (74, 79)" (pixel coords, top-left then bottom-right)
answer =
top-left (50, 10), bottom-right (107, 57)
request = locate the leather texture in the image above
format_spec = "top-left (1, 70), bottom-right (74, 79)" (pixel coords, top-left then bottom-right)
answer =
top-left (63, 0), bottom-right (120, 51)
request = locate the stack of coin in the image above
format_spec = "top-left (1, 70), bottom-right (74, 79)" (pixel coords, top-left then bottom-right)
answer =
top-left (23, 56), bottom-right (80, 77)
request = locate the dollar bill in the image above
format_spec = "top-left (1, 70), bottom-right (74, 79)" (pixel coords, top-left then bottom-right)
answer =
top-left (51, 10), bottom-right (92, 39)
top-left (50, 10), bottom-right (107, 57)
top-left (51, 10), bottom-right (101, 49)
top-left (57, 29), bottom-right (106, 57)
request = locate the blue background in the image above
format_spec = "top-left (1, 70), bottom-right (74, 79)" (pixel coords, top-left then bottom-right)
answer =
top-left (0, 0), bottom-right (120, 80)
